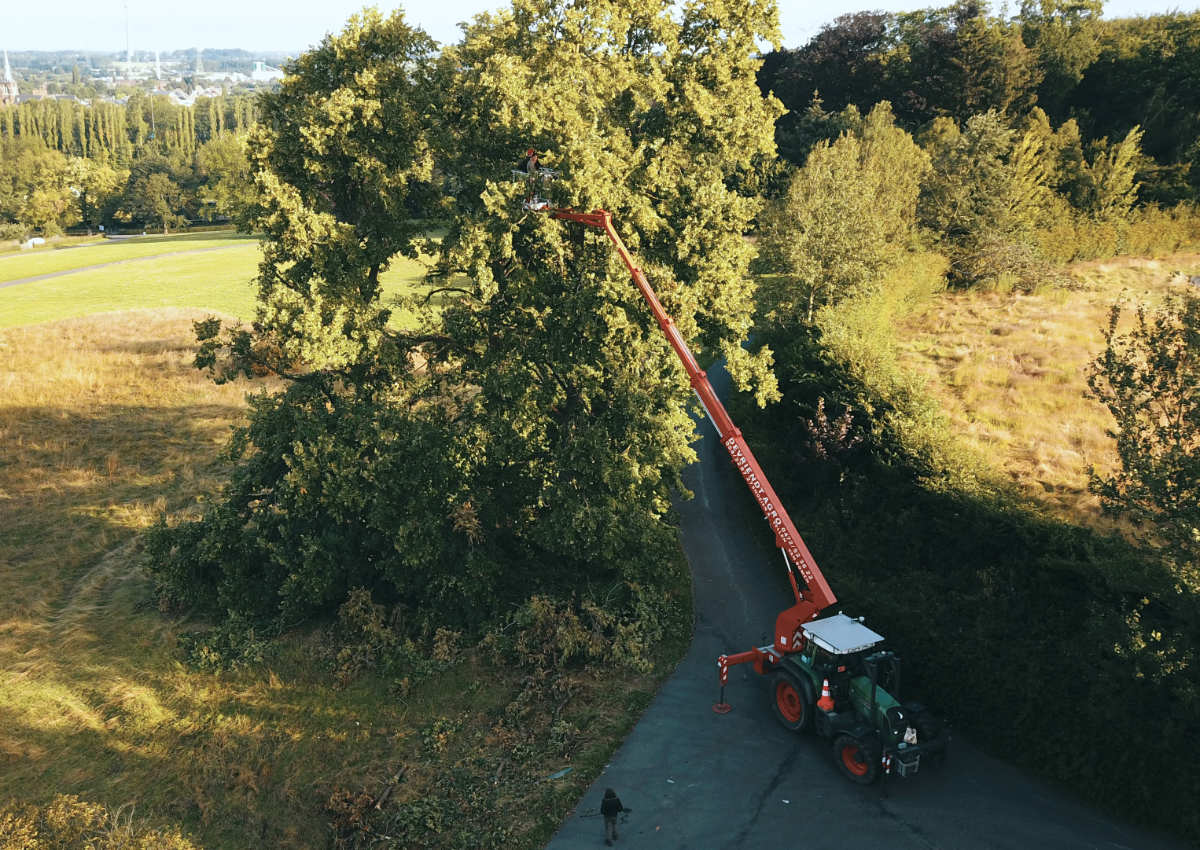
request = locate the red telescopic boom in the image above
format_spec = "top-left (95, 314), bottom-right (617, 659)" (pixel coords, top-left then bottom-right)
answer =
top-left (549, 208), bottom-right (837, 646)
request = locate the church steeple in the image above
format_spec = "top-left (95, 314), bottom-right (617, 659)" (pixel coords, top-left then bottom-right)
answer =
top-left (1, 51), bottom-right (19, 106)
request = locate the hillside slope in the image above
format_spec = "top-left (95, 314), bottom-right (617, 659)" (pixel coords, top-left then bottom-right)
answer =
top-left (895, 253), bottom-right (1200, 530)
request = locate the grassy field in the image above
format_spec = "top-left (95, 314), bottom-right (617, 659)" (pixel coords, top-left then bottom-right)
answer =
top-left (0, 232), bottom-right (435, 329)
top-left (894, 253), bottom-right (1200, 529)
top-left (0, 252), bottom-right (686, 847)
top-left (0, 233), bottom-right (258, 283)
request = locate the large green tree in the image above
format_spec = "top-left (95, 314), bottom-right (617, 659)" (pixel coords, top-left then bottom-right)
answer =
top-left (151, 1), bottom-right (783, 641)
top-left (432, 0), bottom-right (786, 559)
top-left (757, 102), bottom-right (929, 324)
top-left (154, 9), bottom-right (447, 624)
top-left (1019, 0), bottom-right (1104, 117)
top-left (919, 110), bottom-right (1056, 286)
top-left (67, 156), bottom-right (124, 234)
top-left (195, 132), bottom-right (256, 222)
top-left (126, 171), bottom-right (185, 234)
top-left (0, 138), bottom-right (76, 236)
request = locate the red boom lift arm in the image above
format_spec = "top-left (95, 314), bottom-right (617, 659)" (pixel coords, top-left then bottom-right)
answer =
top-left (548, 208), bottom-right (837, 667)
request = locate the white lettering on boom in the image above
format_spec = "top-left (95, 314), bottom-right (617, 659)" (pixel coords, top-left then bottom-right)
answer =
top-left (722, 436), bottom-right (818, 585)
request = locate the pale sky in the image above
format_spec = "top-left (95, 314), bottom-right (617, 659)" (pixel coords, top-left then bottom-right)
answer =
top-left (7, 0), bottom-right (1200, 55)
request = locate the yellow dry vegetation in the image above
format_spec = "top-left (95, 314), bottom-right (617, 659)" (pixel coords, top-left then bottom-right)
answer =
top-left (895, 253), bottom-right (1200, 529)
top-left (0, 310), bottom-right (670, 849)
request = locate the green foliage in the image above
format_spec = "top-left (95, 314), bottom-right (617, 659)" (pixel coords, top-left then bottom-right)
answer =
top-left (0, 91), bottom-right (258, 164)
top-left (1088, 293), bottom-right (1200, 586)
top-left (330, 587), bottom-right (440, 691)
top-left (151, 1), bottom-right (781, 655)
top-left (1018, 0), bottom-right (1104, 114)
top-left (919, 111), bottom-right (1056, 287)
top-left (67, 156), bottom-right (125, 233)
top-left (176, 611), bottom-right (272, 672)
top-left (0, 91), bottom-right (261, 234)
top-left (481, 584), bottom-right (679, 674)
top-left (0, 137), bottom-right (77, 235)
top-left (1030, 201), bottom-right (1200, 264)
top-left (126, 171), bottom-right (186, 234)
top-left (1067, 12), bottom-right (1200, 203)
top-left (437, 0), bottom-right (782, 377)
top-left (951, 10), bottom-right (1043, 119)
top-left (195, 132), bottom-right (256, 223)
top-left (242, 8), bottom-right (439, 373)
top-left (757, 5), bottom-right (1199, 204)
top-left (758, 103), bottom-right (928, 324)
top-left (1080, 126), bottom-right (1143, 220)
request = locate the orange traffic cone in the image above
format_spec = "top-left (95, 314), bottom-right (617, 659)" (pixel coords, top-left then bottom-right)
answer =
top-left (817, 677), bottom-right (835, 712)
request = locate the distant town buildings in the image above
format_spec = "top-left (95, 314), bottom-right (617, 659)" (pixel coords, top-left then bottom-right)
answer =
top-left (250, 61), bottom-right (283, 82)
top-left (0, 47), bottom-right (284, 111)
top-left (1, 51), bottom-right (19, 106)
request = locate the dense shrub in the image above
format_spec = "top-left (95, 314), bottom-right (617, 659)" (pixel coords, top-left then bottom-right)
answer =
top-left (1088, 292), bottom-right (1200, 587)
top-left (1033, 203), bottom-right (1200, 264)
top-left (919, 112), bottom-right (1056, 288)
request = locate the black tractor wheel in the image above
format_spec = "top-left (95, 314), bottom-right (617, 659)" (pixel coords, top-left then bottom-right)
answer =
top-left (770, 670), bottom-right (813, 732)
top-left (833, 734), bottom-right (880, 784)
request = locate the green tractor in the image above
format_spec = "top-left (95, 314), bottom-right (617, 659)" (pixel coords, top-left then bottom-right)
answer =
top-left (769, 613), bottom-right (949, 782)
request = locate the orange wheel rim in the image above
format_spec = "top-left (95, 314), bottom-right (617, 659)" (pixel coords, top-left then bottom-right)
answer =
top-left (775, 681), bottom-right (803, 723)
top-left (841, 743), bottom-right (869, 776)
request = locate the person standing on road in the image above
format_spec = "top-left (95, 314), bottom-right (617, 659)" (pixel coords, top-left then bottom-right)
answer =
top-left (600, 788), bottom-right (625, 845)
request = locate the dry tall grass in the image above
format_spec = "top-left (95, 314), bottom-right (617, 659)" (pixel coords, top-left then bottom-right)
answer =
top-left (895, 253), bottom-right (1200, 529)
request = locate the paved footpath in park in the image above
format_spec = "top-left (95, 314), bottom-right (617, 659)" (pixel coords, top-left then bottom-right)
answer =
top-left (0, 245), bottom-right (244, 290)
top-left (546, 364), bottom-right (1186, 850)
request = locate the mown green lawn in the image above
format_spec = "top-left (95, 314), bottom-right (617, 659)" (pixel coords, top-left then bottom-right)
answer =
top-left (0, 234), bottom-right (434, 329)
top-left (0, 233), bottom-right (259, 283)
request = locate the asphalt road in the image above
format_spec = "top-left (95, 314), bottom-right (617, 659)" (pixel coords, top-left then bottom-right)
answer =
top-left (546, 365), bottom-right (1186, 850)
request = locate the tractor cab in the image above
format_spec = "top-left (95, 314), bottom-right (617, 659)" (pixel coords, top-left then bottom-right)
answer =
top-left (799, 613), bottom-right (883, 673)
top-left (799, 616), bottom-right (911, 726)
top-left (801, 613), bottom-right (885, 657)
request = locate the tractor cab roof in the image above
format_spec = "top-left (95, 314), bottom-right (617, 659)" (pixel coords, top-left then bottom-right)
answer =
top-left (802, 613), bottom-right (885, 655)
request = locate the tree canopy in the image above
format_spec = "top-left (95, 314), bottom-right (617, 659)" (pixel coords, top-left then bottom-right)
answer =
top-left (149, 1), bottom-right (783, 649)
top-left (758, 102), bottom-right (929, 323)
top-left (757, 3), bottom-right (1200, 204)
